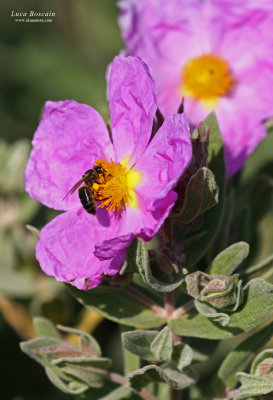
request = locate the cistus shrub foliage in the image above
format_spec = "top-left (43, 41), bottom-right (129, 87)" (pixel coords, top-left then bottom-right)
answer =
top-left (2, 1), bottom-right (273, 400)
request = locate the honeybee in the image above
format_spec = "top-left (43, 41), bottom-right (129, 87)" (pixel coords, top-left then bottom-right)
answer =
top-left (63, 165), bottom-right (105, 214)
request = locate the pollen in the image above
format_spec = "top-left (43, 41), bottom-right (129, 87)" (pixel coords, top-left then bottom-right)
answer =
top-left (181, 54), bottom-right (234, 107)
top-left (93, 157), bottom-right (142, 213)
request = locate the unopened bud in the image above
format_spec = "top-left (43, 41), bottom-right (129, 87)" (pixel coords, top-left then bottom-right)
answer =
top-left (185, 271), bottom-right (242, 309)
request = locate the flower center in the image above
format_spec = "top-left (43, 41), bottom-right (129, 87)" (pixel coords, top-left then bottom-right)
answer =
top-left (92, 157), bottom-right (142, 213)
top-left (181, 54), bottom-right (234, 105)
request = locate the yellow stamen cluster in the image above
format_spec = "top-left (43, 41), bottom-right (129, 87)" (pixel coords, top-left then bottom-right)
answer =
top-left (181, 54), bottom-right (234, 108)
top-left (93, 157), bottom-right (142, 213)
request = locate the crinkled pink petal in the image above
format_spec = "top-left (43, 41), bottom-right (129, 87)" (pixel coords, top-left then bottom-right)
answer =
top-left (36, 199), bottom-right (180, 291)
top-left (217, 99), bottom-right (267, 177)
top-left (28, 55), bottom-right (193, 291)
top-left (119, 0), bottom-right (273, 175)
top-left (36, 208), bottom-right (129, 290)
top-left (108, 56), bottom-right (157, 165)
top-left (94, 114), bottom-right (192, 258)
top-left (135, 113), bottom-right (192, 210)
top-left (94, 193), bottom-right (177, 260)
top-left (25, 100), bottom-right (114, 211)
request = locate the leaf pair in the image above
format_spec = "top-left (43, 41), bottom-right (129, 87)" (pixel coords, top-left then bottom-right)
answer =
top-left (20, 317), bottom-right (111, 395)
top-left (122, 327), bottom-right (197, 391)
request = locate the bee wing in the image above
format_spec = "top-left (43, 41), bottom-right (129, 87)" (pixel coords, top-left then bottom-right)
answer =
top-left (62, 178), bottom-right (85, 200)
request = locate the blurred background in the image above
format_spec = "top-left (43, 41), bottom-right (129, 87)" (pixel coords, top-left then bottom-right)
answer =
top-left (0, 1), bottom-right (123, 399)
top-left (0, 1), bottom-right (272, 400)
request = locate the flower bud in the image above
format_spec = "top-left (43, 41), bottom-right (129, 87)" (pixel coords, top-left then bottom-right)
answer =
top-left (252, 350), bottom-right (273, 382)
top-left (256, 358), bottom-right (273, 380)
top-left (185, 271), bottom-right (242, 309)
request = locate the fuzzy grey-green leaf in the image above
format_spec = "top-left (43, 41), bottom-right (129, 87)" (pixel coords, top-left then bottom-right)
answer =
top-left (178, 344), bottom-right (193, 371)
top-left (68, 284), bottom-right (165, 329)
top-left (57, 325), bottom-right (101, 356)
top-left (170, 278), bottom-right (273, 339)
top-left (122, 330), bottom-right (158, 361)
top-left (53, 357), bottom-right (112, 370)
top-left (194, 300), bottom-right (230, 327)
top-left (136, 238), bottom-right (184, 292)
top-left (179, 167), bottom-right (219, 223)
top-left (98, 385), bottom-right (132, 400)
top-left (34, 317), bottom-right (61, 339)
top-left (128, 363), bottom-right (196, 391)
top-left (45, 365), bottom-right (88, 394)
top-left (235, 372), bottom-right (273, 400)
top-left (60, 364), bottom-right (105, 388)
top-left (0, 268), bottom-right (35, 298)
top-left (209, 242), bottom-right (249, 275)
top-left (250, 348), bottom-right (273, 376)
top-left (218, 321), bottom-right (273, 388)
top-left (20, 337), bottom-right (63, 366)
top-left (150, 326), bottom-right (173, 362)
top-left (183, 112), bottom-right (226, 269)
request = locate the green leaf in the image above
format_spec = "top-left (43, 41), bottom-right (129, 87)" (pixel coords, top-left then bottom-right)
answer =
top-left (60, 364), bottom-right (105, 388)
top-left (234, 207), bottom-right (251, 244)
top-left (122, 330), bottom-right (158, 361)
top-left (68, 284), bottom-right (166, 329)
top-left (208, 242), bottom-right (249, 275)
top-left (177, 344), bottom-right (193, 371)
top-left (34, 317), bottom-right (61, 339)
top-left (45, 365), bottom-right (88, 394)
top-left (26, 224), bottom-right (40, 241)
top-left (57, 325), bottom-right (101, 356)
top-left (53, 357), bottom-right (112, 370)
top-left (121, 326), bottom-right (140, 375)
top-left (136, 238), bottom-right (184, 292)
top-left (150, 326), bottom-right (173, 362)
top-left (128, 363), bottom-right (196, 391)
top-left (218, 321), bottom-right (273, 388)
top-left (0, 268), bottom-right (35, 298)
top-left (150, 383), bottom-right (170, 400)
top-left (235, 372), bottom-right (273, 400)
top-left (179, 167), bottom-right (219, 223)
top-left (20, 336), bottom-right (63, 367)
top-left (170, 278), bottom-right (273, 339)
top-left (78, 381), bottom-right (138, 400)
top-left (119, 239), bottom-right (139, 275)
top-left (186, 338), bottom-right (219, 363)
top-left (183, 112), bottom-right (226, 269)
top-left (194, 300), bottom-right (230, 327)
top-left (241, 252), bottom-right (273, 277)
top-left (98, 385), bottom-right (133, 400)
top-left (250, 348), bottom-right (273, 375)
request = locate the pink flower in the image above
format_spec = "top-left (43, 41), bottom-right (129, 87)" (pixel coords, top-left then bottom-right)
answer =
top-left (118, 0), bottom-right (273, 176)
top-left (25, 56), bottom-right (192, 290)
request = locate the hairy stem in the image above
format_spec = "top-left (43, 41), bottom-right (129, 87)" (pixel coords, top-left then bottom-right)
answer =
top-left (221, 388), bottom-right (241, 399)
top-left (171, 389), bottom-right (180, 400)
top-left (165, 291), bottom-right (175, 317)
top-left (164, 292), bottom-right (181, 400)
top-left (126, 285), bottom-right (165, 316)
top-left (172, 300), bottom-right (195, 318)
top-left (0, 296), bottom-right (35, 340)
top-left (108, 372), bottom-right (157, 400)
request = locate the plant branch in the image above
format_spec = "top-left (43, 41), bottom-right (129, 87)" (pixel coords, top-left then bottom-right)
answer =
top-left (172, 300), bottom-right (195, 318)
top-left (240, 252), bottom-right (273, 277)
top-left (126, 285), bottom-right (165, 316)
top-left (165, 291), bottom-right (175, 317)
top-left (171, 389), bottom-right (180, 400)
top-left (67, 309), bottom-right (103, 345)
top-left (0, 296), bottom-right (35, 340)
top-left (220, 388), bottom-right (241, 399)
top-left (108, 372), bottom-right (157, 400)
top-left (164, 292), bottom-right (182, 400)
